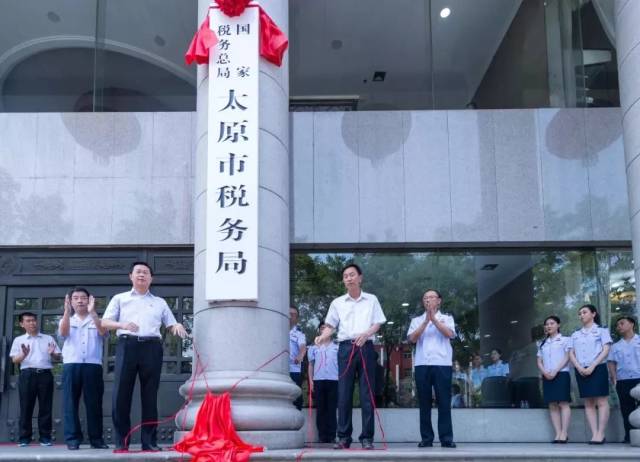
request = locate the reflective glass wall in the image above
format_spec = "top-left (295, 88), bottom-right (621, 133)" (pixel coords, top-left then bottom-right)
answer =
top-left (0, 0), bottom-right (197, 112)
top-left (290, 0), bottom-right (620, 111)
top-left (291, 248), bottom-right (636, 408)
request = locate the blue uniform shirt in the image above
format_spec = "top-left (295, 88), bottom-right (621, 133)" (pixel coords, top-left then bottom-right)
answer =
top-left (608, 334), bottom-right (640, 380)
top-left (307, 343), bottom-right (339, 381)
top-left (570, 324), bottom-right (612, 368)
top-left (289, 326), bottom-right (306, 373)
top-left (486, 361), bottom-right (510, 377)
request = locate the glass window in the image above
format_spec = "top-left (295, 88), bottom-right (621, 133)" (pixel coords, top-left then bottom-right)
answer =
top-left (290, 0), bottom-right (619, 110)
top-left (0, 0), bottom-right (196, 112)
top-left (291, 248), bottom-right (633, 408)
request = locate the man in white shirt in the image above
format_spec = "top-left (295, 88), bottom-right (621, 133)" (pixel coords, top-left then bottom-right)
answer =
top-left (315, 263), bottom-right (386, 450)
top-left (289, 306), bottom-right (307, 410)
top-left (58, 287), bottom-right (108, 450)
top-left (10, 312), bottom-right (62, 447)
top-left (407, 289), bottom-right (457, 448)
top-left (101, 261), bottom-right (187, 451)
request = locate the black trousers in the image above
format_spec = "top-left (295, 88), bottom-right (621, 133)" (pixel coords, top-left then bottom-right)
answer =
top-left (414, 365), bottom-right (453, 444)
top-left (290, 372), bottom-right (303, 410)
top-left (62, 363), bottom-right (104, 445)
top-left (314, 380), bottom-right (338, 442)
top-left (112, 337), bottom-right (162, 448)
top-left (337, 341), bottom-right (376, 441)
top-left (18, 368), bottom-right (53, 443)
top-left (616, 378), bottom-right (640, 441)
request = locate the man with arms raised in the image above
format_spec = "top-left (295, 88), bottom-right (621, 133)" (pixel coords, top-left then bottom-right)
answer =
top-left (101, 261), bottom-right (187, 451)
top-left (314, 263), bottom-right (386, 450)
top-left (408, 289), bottom-right (457, 448)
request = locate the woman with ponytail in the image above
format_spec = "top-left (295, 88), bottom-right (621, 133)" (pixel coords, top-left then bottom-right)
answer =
top-left (536, 315), bottom-right (571, 443)
top-left (568, 304), bottom-right (612, 444)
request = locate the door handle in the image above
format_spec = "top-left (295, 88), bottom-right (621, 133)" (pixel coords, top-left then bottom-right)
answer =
top-left (0, 336), bottom-right (7, 392)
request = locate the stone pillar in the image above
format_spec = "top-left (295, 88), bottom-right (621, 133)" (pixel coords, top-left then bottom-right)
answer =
top-left (617, 0), bottom-right (640, 446)
top-left (176, 0), bottom-right (303, 449)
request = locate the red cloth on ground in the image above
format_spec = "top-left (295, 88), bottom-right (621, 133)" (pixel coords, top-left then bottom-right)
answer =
top-left (173, 392), bottom-right (263, 462)
top-left (184, 7), bottom-right (288, 67)
top-left (185, 16), bottom-right (219, 65)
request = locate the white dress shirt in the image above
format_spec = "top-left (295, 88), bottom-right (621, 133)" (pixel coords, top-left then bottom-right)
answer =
top-left (537, 334), bottom-right (570, 373)
top-left (407, 311), bottom-right (455, 367)
top-left (59, 314), bottom-right (105, 365)
top-left (608, 334), bottom-right (640, 380)
top-left (10, 333), bottom-right (61, 369)
top-left (325, 291), bottom-right (386, 342)
top-left (569, 324), bottom-right (612, 367)
top-left (103, 289), bottom-right (177, 338)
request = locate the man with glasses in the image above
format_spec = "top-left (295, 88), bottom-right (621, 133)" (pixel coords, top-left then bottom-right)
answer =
top-left (58, 287), bottom-right (109, 450)
top-left (408, 289), bottom-right (457, 448)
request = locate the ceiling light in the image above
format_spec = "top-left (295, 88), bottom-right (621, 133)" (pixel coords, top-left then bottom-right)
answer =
top-left (401, 302), bottom-right (409, 307)
top-left (387, 321), bottom-right (395, 325)
top-left (372, 71), bottom-right (386, 82)
top-left (440, 7), bottom-right (451, 19)
top-left (510, 320), bottom-right (519, 324)
top-left (484, 334), bottom-right (491, 338)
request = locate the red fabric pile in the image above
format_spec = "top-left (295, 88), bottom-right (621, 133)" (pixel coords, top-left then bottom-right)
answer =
top-left (174, 392), bottom-right (264, 462)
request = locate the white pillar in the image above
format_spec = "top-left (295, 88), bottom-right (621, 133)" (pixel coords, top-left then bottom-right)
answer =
top-left (177, 0), bottom-right (303, 449)
top-left (616, 0), bottom-right (640, 445)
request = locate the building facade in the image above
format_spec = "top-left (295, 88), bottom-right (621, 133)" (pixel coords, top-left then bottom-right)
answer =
top-left (0, 0), bottom-right (639, 447)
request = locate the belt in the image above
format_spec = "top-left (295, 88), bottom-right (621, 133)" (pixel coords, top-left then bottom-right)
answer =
top-left (21, 368), bottom-right (51, 374)
top-left (119, 334), bottom-right (161, 342)
top-left (338, 339), bottom-right (372, 345)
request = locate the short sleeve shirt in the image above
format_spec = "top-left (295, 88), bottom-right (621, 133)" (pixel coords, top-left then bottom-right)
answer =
top-left (59, 314), bottom-right (105, 365)
top-left (10, 333), bottom-right (61, 369)
top-left (537, 334), bottom-right (570, 373)
top-left (470, 367), bottom-right (487, 389)
top-left (289, 326), bottom-right (306, 373)
top-left (325, 291), bottom-right (386, 342)
top-left (486, 361), bottom-right (510, 377)
top-left (103, 289), bottom-right (177, 338)
top-left (607, 335), bottom-right (640, 380)
top-left (569, 324), bottom-right (612, 367)
top-left (307, 343), bottom-right (339, 381)
top-left (407, 311), bottom-right (455, 366)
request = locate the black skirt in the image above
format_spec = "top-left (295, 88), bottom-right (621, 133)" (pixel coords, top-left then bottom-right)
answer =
top-left (542, 371), bottom-right (571, 404)
top-left (575, 363), bottom-right (609, 398)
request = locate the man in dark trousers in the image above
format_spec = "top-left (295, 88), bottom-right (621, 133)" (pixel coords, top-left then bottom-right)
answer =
top-left (101, 261), bottom-right (187, 451)
top-left (58, 287), bottom-right (109, 450)
top-left (314, 263), bottom-right (386, 450)
top-left (10, 312), bottom-right (61, 447)
top-left (408, 289), bottom-right (457, 448)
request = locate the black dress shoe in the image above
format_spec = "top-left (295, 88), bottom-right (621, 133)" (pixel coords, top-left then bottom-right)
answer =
top-left (361, 439), bottom-right (374, 450)
top-left (333, 438), bottom-right (351, 449)
top-left (67, 443), bottom-right (80, 450)
top-left (142, 444), bottom-right (163, 452)
top-left (417, 440), bottom-right (433, 448)
top-left (441, 441), bottom-right (457, 448)
top-left (90, 442), bottom-right (109, 449)
top-left (588, 438), bottom-right (605, 445)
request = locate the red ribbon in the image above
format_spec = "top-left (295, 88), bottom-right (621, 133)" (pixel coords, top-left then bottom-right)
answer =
top-left (185, 5), bottom-right (288, 67)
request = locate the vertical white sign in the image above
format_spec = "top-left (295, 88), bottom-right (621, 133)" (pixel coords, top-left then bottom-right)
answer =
top-left (206, 5), bottom-right (259, 301)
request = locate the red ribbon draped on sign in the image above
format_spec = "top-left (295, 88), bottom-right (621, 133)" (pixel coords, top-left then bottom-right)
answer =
top-left (173, 392), bottom-right (263, 462)
top-left (185, 2), bottom-right (288, 67)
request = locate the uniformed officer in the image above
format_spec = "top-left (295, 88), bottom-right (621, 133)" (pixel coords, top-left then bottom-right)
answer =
top-left (536, 315), bottom-right (571, 443)
top-left (308, 323), bottom-right (339, 444)
top-left (58, 287), bottom-right (109, 450)
top-left (101, 261), bottom-right (187, 451)
top-left (314, 263), bottom-right (386, 450)
top-left (568, 304), bottom-right (612, 444)
top-left (289, 306), bottom-right (307, 410)
top-left (10, 312), bottom-right (62, 447)
top-left (407, 289), bottom-right (457, 449)
top-left (607, 316), bottom-right (640, 444)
